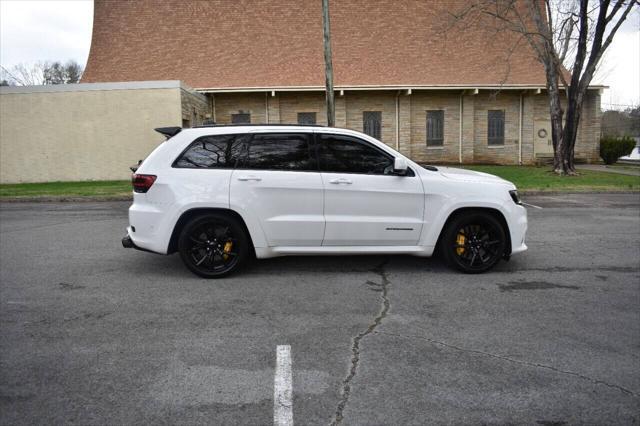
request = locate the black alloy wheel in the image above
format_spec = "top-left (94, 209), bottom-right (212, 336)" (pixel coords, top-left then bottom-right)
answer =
top-left (442, 212), bottom-right (506, 273)
top-left (178, 213), bottom-right (248, 278)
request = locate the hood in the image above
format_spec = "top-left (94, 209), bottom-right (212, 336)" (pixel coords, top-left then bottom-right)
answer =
top-left (436, 167), bottom-right (514, 187)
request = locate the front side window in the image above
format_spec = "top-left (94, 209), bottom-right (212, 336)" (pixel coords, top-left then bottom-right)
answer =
top-left (488, 110), bottom-right (505, 145)
top-left (317, 133), bottom-right (393, 175)
top-left (297, 112), bottom-right (317, 125)
top-left (174, 134), bottom-right (246, 168)
top-left (231, 113), bottom-right (251, 124)
top-left (426, 110), bottom-right (444, 146)
top-left (241, 133), bottom-right (315, 171)
top-left (363, 111), bottom-right (382, 140)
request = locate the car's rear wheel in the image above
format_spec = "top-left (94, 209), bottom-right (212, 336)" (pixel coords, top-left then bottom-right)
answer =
top-left (441, 212), bottom-right (506, 274)
top-left (178, 213), bottom-right (248, 278)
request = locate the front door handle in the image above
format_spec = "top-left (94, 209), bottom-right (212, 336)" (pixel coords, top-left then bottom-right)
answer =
top-left (237, 176), bottom-right (262, 182)
top-left (329, 178), bottom-right (353, 185)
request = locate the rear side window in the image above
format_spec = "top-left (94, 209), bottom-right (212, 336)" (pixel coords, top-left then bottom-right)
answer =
top-left (240, 133), bottom-right (316, 171)
top-left (317, 134), bottom-right (393, 175)
top-left (173, 134), bottom-right (246, 168)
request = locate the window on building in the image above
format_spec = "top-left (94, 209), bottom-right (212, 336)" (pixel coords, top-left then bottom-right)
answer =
top-left (426, 110), bottom-right (444, 146)
top-left (231, 112), bottom-right (251, 124)
top-left (488, 110), bottom-right (505, 145)
top-left (317, 133), bottom-right (394, 175)
top-left (173, 134), bottom-right (247, 168)
top-left (240, 133), bottom-right (315, 171)
top-left (297, 112), bottom-right (317, 125)
top-left (363, 111), bottom-right (382, 140)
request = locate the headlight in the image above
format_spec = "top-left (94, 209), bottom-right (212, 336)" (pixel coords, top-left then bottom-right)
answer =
top-left (509, 190), bottom-right (522, 205)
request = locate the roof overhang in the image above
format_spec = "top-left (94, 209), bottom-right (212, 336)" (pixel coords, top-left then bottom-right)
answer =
top-left (197, 84), bottom-right (608, 94)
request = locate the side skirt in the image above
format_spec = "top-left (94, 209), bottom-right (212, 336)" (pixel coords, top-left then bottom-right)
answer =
top-left (254, 245), bottom-right (435, 259)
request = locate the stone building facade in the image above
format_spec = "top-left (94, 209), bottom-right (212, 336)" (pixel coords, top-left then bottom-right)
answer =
top-left (75, 0), bottom-right (602, 166)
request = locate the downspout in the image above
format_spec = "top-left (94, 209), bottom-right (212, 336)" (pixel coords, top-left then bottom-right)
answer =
top-left (459, 92), bottom-right (463, 164)
top-left (265, 92), bottom-right (269, 124)
top-left (211, 94), bottom-right (216, 123)
top-left (395, 90), bottom-right (400, 151)
top-left (518, 93), bottom-right (523, 165)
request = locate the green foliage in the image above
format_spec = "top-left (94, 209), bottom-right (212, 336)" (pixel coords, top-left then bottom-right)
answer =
top-left (599, 136), bottom-right (637, 165)
top-left (0, 180), bottom-right (130, 198)
top-left (464, 166), bottom-right (639, 191)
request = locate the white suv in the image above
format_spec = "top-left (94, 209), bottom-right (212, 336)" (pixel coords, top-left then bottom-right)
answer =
top-left (122, 125), bottom-right (527, 277)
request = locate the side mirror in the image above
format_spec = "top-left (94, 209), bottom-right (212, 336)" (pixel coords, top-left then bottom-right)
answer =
top-left (393, 157), bottom-right (408, 175)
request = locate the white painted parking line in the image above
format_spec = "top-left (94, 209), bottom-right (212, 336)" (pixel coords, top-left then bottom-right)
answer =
top-left (274, 345), bottom-right (293, 426)
top-left (522, 202), bottom-right (543, 209)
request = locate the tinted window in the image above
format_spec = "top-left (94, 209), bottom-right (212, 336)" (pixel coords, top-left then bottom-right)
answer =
top-left (317, 134), bottom-right (393, 175)
top-left (363, 111), bottom-right (382, 140)
top-left (297, 112), bottom-right (316, 125)
top-left (241, 133), bottom-right (315, 171)
top-left (427, 110), bottom-right (444, 146)
top-left (174, 134), bottom-right (246, 168)
top-left (232, 113), bottom-right (251, 124)
top-left (488, 110), bottom-right (505, 145)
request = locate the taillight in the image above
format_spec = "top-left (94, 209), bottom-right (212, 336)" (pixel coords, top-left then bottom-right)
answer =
top-left (132, 174), bottom-right (157, 193)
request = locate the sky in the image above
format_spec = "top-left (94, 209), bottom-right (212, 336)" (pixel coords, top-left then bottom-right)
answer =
top-left (0, 0), bottom-right (638, 110)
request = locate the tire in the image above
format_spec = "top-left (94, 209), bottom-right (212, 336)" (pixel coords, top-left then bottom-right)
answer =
top-left (441, 211), bottom-right (507, 274)
top-left (178, 213), bottom-right (249, 278)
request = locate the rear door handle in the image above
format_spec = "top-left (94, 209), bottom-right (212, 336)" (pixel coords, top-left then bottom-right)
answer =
top-left (237, 176), bottom-right (262, 182)
top-left (329, 178), bottom-right (353, 185)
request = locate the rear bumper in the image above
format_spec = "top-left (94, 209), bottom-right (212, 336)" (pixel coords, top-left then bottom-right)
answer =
top-left (121, 227), bottom-right (162, 254)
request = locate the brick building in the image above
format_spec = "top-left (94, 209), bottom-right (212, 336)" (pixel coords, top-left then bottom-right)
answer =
top-left (81, 0), bottom-right (603, 165)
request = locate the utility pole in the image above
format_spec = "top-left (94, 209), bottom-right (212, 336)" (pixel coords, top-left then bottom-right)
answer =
top-left (322, 0), bottom-right (335, 127)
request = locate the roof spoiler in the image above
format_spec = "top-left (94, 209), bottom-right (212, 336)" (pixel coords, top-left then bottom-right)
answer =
top-left (154, 126), bottom-right (182, 139)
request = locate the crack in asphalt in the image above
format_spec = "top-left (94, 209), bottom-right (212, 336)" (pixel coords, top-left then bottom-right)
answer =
top-left (375, 330), bottom-right (637, 398)
top-left (330, 260), bottom-right (391, 426)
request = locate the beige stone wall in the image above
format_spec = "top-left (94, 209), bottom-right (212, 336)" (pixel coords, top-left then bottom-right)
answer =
top-left (409, 91), bottom-right (461, 164)
top-left (472, 92), bottom-right (521, 165)
top-left (0, 85), bottom-right (183, 183)
top-left (345, 91), bottom-right (397, 148)
top-left (180, 89), bottom-right (209, 127)
top-left (213, 92), bottom-right (267, 124)
top-left (279, 92), bottom-right (327, 125)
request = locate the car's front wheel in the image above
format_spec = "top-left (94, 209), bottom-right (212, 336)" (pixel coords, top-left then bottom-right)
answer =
top-left (178, 213), bottom-right (249, 278)
top-left (441, 211), bottom-right (507, 273)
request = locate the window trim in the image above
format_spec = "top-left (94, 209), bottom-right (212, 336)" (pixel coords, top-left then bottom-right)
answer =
top-left (171, 134), bottom-right (248, 169)
top-left (315, 132), bottom-right (415, 177)
top-left (426, 110), bottom-right (445, 147)
top-left (487, 109), bottom-right (505, 146)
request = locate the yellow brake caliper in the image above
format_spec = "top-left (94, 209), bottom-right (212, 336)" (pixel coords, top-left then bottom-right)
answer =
top-left (456, 232), bottom-right (466, 255)
top-left (223, 241), bottom-right (233, 260)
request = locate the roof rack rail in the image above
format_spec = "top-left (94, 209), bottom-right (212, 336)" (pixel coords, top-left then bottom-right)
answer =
top-left (192, 123), bottom-right (327, 128)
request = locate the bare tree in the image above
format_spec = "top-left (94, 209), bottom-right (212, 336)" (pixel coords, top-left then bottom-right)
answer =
top-left (1, 60), bottom-right (83, 86)
top-left (450, 0), bottom-right (638, 174)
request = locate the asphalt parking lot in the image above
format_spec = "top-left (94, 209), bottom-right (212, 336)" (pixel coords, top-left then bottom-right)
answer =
top-left (1, 193), bottom-right (639, 425)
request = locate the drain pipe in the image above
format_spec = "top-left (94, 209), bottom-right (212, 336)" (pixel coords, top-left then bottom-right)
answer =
top-left (459, 92), bottom-right (463, 164)
top-left (395, 90), bottom-right (400, 151)
top-left (265, 92), bottom-right (269, 124)
top-left (518, 93), bottom-right (523, 165)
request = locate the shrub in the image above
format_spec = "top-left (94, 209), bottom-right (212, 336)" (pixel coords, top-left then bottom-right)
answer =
top-left (599, 136), bottom-right (636, 165)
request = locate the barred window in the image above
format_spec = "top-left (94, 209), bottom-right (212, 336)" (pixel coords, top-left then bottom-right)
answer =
top-left (231, 113), bottom-right (251, 124)
top-left (488, 110), bottom-right (505, 145)
top-left (426, 110), bottom-right (444, 146)
top-left (363, 111), bottom-right (382, 140)
top-left (297, 112), bottom-right (317, 125)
